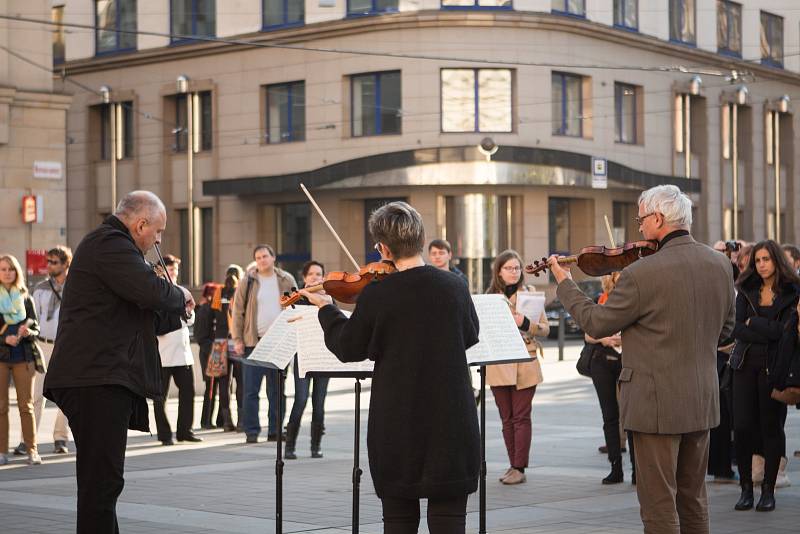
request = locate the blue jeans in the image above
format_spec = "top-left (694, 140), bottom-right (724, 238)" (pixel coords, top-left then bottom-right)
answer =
top-left (287, 356), bottom-right (329, 428)
top-left (242, 347), bottom-right (285, 437)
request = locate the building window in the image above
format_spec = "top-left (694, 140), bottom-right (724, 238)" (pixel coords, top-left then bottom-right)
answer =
top-left (760, 11), bottom-right (783, 67)
top-left (95, 0), bottom-right (137, 54)
top-left (276, 203), bottom-right (311, 280)
top-left (347, 0), bottom-right (398, 17)
top-left (351, 71), bottom-right (401, 137)
top-left (266, 81), bottom-right (305, 143)
top-left (100, 102), bottom-right (134, 160)
top-left (614, 0), bottom-right (637, 30)
top-left (551, 0), bottom-right (585, 17)
top-left (548, 198), bottom-right (570, 255)
top-left (263, 0), bottom-right (304, 28)
top-left (174, 91), bottom-right (213, 152)
top-left (551, 72), bottom-right (583, 137)
top-left (669, 0), bottom-right (695, 45)
top-left (178, 207), bottom-right (214, 284)
top-left (717, 1), bottom-right (742, 57)
top-left (441, 69), bottom-right (512, 133)
top-left (615, 83), bottom-right (638, 144)
top-left (171, 0), bottom-right (215, 42)
top-left (53, 5), bottom-right (66, 64)
top-left (441, 0), bottom-right (511, 9)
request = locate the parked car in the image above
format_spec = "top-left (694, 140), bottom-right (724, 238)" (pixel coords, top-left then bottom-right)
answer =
top-left (545, 280), bottom-right (603, 339)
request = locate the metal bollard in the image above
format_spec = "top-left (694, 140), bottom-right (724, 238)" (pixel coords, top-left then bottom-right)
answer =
top-left (558, 309), bottom-right (565, 361)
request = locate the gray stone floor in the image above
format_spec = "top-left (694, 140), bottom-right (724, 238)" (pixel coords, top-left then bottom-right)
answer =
top-left (2, 340), bottom-right (799, 533)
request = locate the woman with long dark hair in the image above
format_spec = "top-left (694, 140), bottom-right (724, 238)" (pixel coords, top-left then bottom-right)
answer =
top-left (485, 249), bottom-right (549, 485)
top-left (732, 240), bottom-right (800, 512)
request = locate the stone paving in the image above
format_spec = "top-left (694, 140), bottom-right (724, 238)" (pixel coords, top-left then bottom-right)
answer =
top-left (1, 340), bottom-right (799, 533)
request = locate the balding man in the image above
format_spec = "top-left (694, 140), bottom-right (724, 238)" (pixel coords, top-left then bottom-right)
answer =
top-left (45, 191), bottom-right (193, 533)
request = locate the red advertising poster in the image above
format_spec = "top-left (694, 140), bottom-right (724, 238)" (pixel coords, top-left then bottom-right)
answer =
top-left (26, 249), bottom-right (48, 276)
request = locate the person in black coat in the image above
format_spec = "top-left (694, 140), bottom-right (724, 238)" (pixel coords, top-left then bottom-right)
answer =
top-left (730, 239), bottom-right (800, 513)
top-left (301, 201), bottom-right (480, 534)
top-left (44, 191), bottom-right (191, 533)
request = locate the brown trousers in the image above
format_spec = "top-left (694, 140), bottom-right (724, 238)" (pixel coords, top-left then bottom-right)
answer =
top-left (632, 430), bottom-right (710, 534)
top-left (0, 361), bottom-right (37, 454)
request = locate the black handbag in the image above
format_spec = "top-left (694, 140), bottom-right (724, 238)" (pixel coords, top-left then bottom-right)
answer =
top-left (576, 342), bottom-right (595, 377)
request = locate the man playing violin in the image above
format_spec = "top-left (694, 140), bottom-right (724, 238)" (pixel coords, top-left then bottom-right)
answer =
top-left (547, 185), bottom-right (735, 534)
top-left (300, 201), bottom-right (480, 534)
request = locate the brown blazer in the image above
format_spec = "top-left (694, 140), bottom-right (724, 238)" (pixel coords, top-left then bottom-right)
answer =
top-left (557, 235), bottom-right (735, 434)
top-left (486, 286), bottom-right (549, 390)
top-left (231, 268), bottom-right (297, 348)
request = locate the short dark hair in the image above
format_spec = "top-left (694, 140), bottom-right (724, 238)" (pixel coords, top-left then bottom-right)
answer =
top-left (252, 244), bottom-right (276, 259)
top-left (738, 240), bottom-right (800, 292)
top-left (47, 245), bottom-right (73, 267)
top-left (368, 201), bottom-right (425, 260)
top-left (302, 260), bottom-right (325, 277)
top-left (428, 239), bottom-right (452, 253)
top-left (782, 244), bottom-right (800, 263)
top-left (163, 254), bottom-right (181, 267)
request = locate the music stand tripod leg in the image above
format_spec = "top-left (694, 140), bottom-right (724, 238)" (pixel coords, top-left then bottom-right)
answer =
top-left (480, 365), bottom-right (487, 534)
top-left (275, 368), bottom-right (285, 534)
top-left (352, 378), bottom-right (363, 534)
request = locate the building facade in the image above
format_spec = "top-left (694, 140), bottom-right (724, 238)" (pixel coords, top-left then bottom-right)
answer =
top-left (0, 1), bottom-right (71, 270)
top-left (55, 0), bottom-right (800, 291)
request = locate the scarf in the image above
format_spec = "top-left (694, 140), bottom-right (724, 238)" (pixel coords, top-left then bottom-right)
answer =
top-left (0, 286), bottom-right (26, 324)
top-left (46, 278), bottom-right (64, 321)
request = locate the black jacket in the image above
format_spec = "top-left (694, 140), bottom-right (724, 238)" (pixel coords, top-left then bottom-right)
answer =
top-left (319, 265), bottom-right (480, 499)
top-left (0, 294), bottom-right (43, 371)
top-left (731, 279), bottom-right (799, 372)
top-left (44, 215), bottom-right (186, 429)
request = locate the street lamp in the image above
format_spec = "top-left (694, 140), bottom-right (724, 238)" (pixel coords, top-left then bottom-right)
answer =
top-left (100, 85), bottom-right (120, 210)
top-left (176, 75), bottom-right (197, 288)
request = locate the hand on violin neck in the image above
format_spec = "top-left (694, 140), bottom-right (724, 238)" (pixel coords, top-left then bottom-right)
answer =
top-left (298, 288), bottom-right (333, 309)
top-left (546, 255), bottom-right (572, 284)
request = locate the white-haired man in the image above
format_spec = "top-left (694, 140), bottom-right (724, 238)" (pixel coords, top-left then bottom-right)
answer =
top-left (548, 185), bottom-right (735, 534)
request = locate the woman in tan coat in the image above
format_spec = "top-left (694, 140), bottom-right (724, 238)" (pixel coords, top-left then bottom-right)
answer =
top-left (486, 249), bottom-right (548, 485)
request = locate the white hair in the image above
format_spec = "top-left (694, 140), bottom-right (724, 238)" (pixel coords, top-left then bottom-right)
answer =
top-left (638, 185), bottom-right (692, 229)
top-left (114, 191), bottom-right (166, 222)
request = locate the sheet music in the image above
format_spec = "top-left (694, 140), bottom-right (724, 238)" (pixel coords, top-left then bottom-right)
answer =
top-left (294, 306), bottom-right (374, 377)
top-left (516, 292), bottom-right (545, 323)
top-left (247, 307), bottom-right (301, 370)
top-left (467, 294), bottom-right (532, 366)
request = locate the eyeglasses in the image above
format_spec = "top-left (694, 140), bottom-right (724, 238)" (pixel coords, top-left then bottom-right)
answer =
top-left (46, 259), bottom-right (61, 265)
top-left (634, 213), bottom-right (656, 226)
top-left (373, 243), bottom-right (381, 252)
top-left (502, 266), bottom-right (522, 272)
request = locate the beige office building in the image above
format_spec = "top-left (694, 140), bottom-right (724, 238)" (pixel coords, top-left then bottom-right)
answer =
top-left (54, 0), bottom-right (800, 291)
top-left (0, 1), bottom-right (71, 267)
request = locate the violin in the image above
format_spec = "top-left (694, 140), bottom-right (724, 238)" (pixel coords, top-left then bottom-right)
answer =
top-left (525, 240), bottom-right (659, 278)
top-left (280, 260), bottom-right (396, 307)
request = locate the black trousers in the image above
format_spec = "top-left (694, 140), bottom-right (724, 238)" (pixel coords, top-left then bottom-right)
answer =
top-left (708, 352), bottom-right (734, 477)
top-left (733, 353), bottom-right (787, 485)
top-left (381, 494), bottom-right (469, 534)
top-left (152, 365), bottom-right (195, 440)
top-left (51, 385), bottom-right (135, 534)
top-left (590, 351), bottom-right (635, 465)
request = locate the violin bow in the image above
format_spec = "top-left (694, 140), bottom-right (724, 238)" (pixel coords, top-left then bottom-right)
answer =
top-left (603, 214), bottom-right (616, 248)
top-left (300, 183), bottom-right (360, 271)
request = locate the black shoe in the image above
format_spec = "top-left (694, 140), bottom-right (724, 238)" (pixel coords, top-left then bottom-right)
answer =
top-left (245, 434), bottom-right (259, 444)
top-left (177, 434), bottom-right (203, 443)
top-left (602, 458), bottom-right (624, 485)
top-left (53, 440), bottom-right (69, 454)
top-left (236, 421), bottom-right (244, 433)
top-left (161, 439), bottom-right (174, 446)
top-left (285, 422), bottom-right (300, 460)
top-left (631, 470), bottom-right (636, 485)
top-left (13, 442), bottom-right (27, 456)
top-left (310, 422), bottom-right (325, 459)
top-left (200, 423), bottom-right (216, 430)
top-left (756, 483), bottom-right (775, 512)
top-left (735, 482), bottom-right (754, 511)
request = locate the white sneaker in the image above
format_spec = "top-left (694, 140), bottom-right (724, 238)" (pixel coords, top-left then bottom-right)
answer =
top-left (752, 454), bottom-right (765, 484)
top-left (0, 454), bottom-right (8, 466)
top-left (27, 451), bottom-right (42, 465)
top-left (776, 457), bottom-right (791, 489)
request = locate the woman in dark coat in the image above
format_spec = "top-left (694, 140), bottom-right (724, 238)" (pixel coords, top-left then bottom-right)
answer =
top-left (731, 239), bottom-right (800, 512)
top-left (301, 201), bottom-right (480, 534)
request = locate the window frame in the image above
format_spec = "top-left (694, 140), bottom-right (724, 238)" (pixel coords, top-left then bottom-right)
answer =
top-left (174, 91), bottom-right (213, 152)
top-left (613, 0), bottom-right (638, 32)
top-left (346, 0), bottom-right (399, 18)
top-left (551, 0), bottom-right (586, 18)
top-left (440, 0), bottom-right (512, 11)
top-left (717, 0), bottom-right (742, 58)
top-left (99, 101), bottom-right (135, 160)
top-left (266, 81), bottom-right (306, 144)
top-left (53, 5), bottom-right (66, 65)
top-left (669, 0), bottom-right (696, 46)
top-left (350, 71), bottom-right (402, 138)
top-left (262, 0), bottom-right (305, 30)
top-left (170, 0), bottom-right (216, 45)
top-left (440, 68), bottom-right (514, 134)
top-left (614, 82), bottom-right (637, 145)
top-left (760, 11), bottom-right (784, 68)
top-left (551, 71), bottom-right (583, 138)
top-left (94, 0), bottom-right (137, 56)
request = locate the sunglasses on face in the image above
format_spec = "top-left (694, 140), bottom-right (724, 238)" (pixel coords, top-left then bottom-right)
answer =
top-left (46, 259), bottom-right (62, 265)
